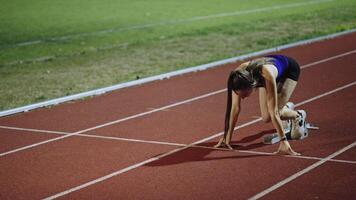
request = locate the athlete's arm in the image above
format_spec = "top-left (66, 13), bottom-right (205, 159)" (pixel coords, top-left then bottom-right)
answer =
top-left (262, 66), bottom-right (284, 138)
top-left (262, 65), bottom-right (300, 155)
top-left (224, 91), bottom-right (241, 145)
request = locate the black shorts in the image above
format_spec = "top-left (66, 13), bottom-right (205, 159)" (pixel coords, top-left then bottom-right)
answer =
top-left (284, 56), bottom-right (300, 82)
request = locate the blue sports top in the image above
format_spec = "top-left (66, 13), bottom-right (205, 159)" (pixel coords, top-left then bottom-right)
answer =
top-left (266, 55), bottom-right (289, 81)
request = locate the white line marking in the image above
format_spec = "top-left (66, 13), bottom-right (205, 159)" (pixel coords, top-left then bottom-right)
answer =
top-left (1, 50), bottom-right (355, 157)
top-left (0, 126), bottom-right (68, 135)
top-left (3, 125), bottom-right (355, 165)
top-left (2, 124), bottom-right (355, 165)
top-left (302, 49), bottom-right (356, 69)
top-left (248, 142), bottom-right (356, 200)
top-left (2, 123), bottom-right (356, 165)
top-left (1, 29), bottom-right (355, 117)
top-left (0, 125), bottom-right (186, 147)
top-left (6, 0), bottom-right (334, 48)
top-left (41, 81), bottom-right (356, 199)
top-left (238, 150), bottom-right (356, 164)
top-left (80, 134), bottom-right (185, 147)
top-left (0, 89), bottom-right (223, 157)
top-left (71, 89), bottom-right (225, 134)
top-left (295, 82), bottom-right (356, 107)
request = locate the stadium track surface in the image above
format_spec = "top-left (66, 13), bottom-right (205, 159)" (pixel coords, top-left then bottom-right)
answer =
top-left (0, 32), bottom-right (355, 199)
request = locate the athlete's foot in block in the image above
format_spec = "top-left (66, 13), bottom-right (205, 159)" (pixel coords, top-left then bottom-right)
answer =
top-left (274, 141), bottom-right (301, 156)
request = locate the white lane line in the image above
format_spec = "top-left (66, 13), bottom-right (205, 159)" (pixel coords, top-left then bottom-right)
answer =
top-left (238, 150), bottom-right (356, 164)
top-left (79, 134), bottom-right (185, 147)
top-left (0, 125), bottom-right (186, 147)
top-left (302, 49), bottom-right (356, 69)
top-left (248, 142), bottom-right (356, 200)
top-left (2, 29), bottom-right (355, 117)
top-left (0, 126), bottom-right (68, 135)
top-left (295, 82), bottom-right (356, 107)
top-left (74, 89), bottom-right (225, 133)
top-left (41, 81), bottom-right (356, 200)
top-left (0, 50), bottom-right (355, 157)
top-left (6, 0), bottom-right (334, 48)
top-left (2, 125), bottom-right (355, 164)
top-left (0, 90), bottom-right (225, 158)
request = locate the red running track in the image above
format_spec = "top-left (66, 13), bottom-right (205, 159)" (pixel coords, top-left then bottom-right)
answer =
top-left (0, 32), bottom-right (355, 200)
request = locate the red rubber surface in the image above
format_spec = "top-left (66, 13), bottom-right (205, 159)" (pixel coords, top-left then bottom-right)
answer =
top-left (0, 32), bottom-right (355, 199)
top-left (263, 162), bottom-right (356, 200)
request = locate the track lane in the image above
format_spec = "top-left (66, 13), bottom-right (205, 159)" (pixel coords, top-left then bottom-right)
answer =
top-left (0, 129), bottom-right (59, 153)
top-left (334, 147), bottom-right (356, 162)
top-left (1, 32), bottom-right (354, 199)
top-left (2, 82), bottom-right (352, 200)
top-left (0, 137), bottom-right (177, 200)
top-left (83, 53), bottom-right (356, 145)
top-left (261, 161), bottom-right (356, 200)
top-left (48, 81), bottom-right (356, 200)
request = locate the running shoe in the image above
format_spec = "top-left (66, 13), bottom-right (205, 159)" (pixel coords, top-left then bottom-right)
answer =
top-left (291, 110), bottom-right (307, 140)
top-left (285, 102), bottom-right (295, 110)
top-left (281, 102), bottom-right (295, 133)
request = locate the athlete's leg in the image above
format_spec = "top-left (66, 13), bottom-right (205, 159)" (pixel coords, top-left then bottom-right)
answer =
top-left (259, 87), bottom-right (271, 123)
top-left (278, 78), bottom-right (299, 120)
top-left (278, 78), bottom-right (307, 139)
top-left (279, 56), bottom-right (301, 119)
top-left (260, 78), bottom-right (300, 122)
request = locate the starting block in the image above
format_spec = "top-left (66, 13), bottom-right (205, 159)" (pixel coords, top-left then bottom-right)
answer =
top-left (306, 123), bottom-right (319, 130)
top-left (263, 123), bottom-right (319, 144)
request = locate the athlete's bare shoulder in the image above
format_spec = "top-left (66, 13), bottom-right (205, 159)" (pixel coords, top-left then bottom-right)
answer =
top-left (261, 64), bottom-right (277, 81)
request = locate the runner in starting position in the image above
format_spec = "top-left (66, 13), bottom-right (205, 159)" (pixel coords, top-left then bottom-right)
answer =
top-left (215, 55), bottom-right (307, 155)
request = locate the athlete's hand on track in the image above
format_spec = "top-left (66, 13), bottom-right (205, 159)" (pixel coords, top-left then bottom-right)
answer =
top-left (214, 138), bottom-right (234, 150)
top-left (274, 140), bottom-right (301, 156)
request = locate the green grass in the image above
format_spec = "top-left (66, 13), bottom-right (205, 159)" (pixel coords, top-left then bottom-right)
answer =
top-left (0, 0), bottom-right (356, 110)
